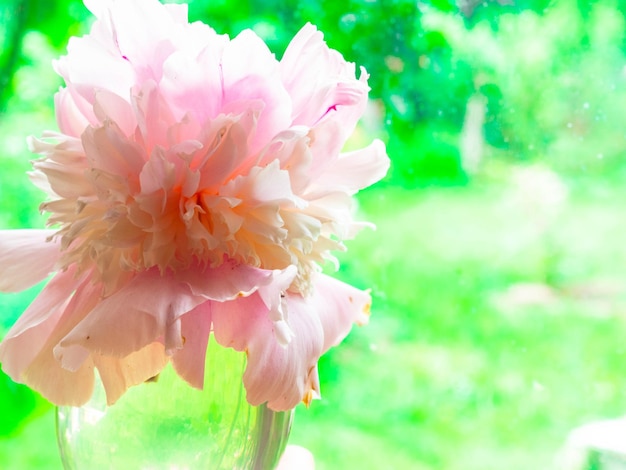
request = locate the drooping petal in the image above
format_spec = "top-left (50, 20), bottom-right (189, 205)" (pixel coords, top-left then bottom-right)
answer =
top-left (176, 259), bottom-right (295, 301)
top-left (170, 301), bottom-right (212, 389)
top-left (0, 229), bottom-right (61, 292)
top-left (256, 264), bottom-right (298, 344)
top-left (18, 272), bottom-right (102, 406)
top-left (22, 347), bottom-right (95, 407)
top-left (306, 273), bottom-right (371, 353)
top-left (0, 266), bottom-right (81, 379)
top-left (212, 292), bottom-right (324, 411)
top-left (57, 268), bottom-right (203, 359)
top-left (93, 342), bottom-right (169, 405)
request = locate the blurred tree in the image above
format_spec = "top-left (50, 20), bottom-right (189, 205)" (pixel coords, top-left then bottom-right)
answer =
top-left (423, 0), bottom-right (626, 177)
top-left (0, 0), bottom-right (89, 111)
top-left (0, 0), bottom-right (28, 110)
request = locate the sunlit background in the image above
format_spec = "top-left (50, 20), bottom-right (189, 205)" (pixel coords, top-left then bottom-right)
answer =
top-left (2, 0), bottom-right (626, 468)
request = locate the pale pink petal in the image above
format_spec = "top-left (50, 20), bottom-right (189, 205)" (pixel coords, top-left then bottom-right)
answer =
top-left (305, 119), bottom-right (346, 179)
top-left (162, 2), bottom-right (188, 24)
top-left (257, 265), bottom-right (298, 344)
top-left (307, 273), bottom-right (371, 353)
top-left (255, 128), bottom-right (312, 194)
top-left (170, 302), bottom-right (212, 389)
top-left (311, 139), bottom-right (389, 195)
top-left (105, 0), bottom-right (180, 84)
top-left (303, 192), bottom-right (357, 239)
top-left (58, 268), bottom-right (203, 359)
top-left (82, 120), bottom-right (145, 181)
top-left (56, 35), bottom-right (135, 102)
top-left (139, 146), bottom-right (176, 194)
top-left (221, 29), bottom-right (291, 152)
top-left (195, 111), bottom-right (261, 189)
top-left (176, 259), bottom-right (291, 301)
top-left (93, 342), bottom-right (169, 405)
top-left (221, 160), bottom-right (299, 207)
top-left (133, 80), bottom-right (177, 153)
top-left (211, 274), bottom-right (369, 410)
top-left (212, 293), bottom-right (324, 411)
top-left (0, 229), bottom-right (61, 292)
top-left (33, 161), bottom-right (93, 200)
top-left (0, 266), bottom-right (81, 378)
top-left (18, 273), bottom-right (103, 406)
top-left (160, 38), bottom-right (228, 123)
top-left (22, 347), bottom-right (95, 407)
top-left (280, 23), bottom-right (368, 127)
top-left (54, 88), bottom-right (92, 137)
top-left (93, 89), bottom-right (137, 136)
top-left (83, 0), bottom-right (114, 17)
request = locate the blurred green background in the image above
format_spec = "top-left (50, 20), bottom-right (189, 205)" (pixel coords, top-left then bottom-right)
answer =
top-left (3, 0), bottom-right (626, 468)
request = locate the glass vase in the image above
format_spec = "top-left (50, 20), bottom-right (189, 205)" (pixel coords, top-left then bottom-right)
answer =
top-left (56, 338), bottom-right (293, 470)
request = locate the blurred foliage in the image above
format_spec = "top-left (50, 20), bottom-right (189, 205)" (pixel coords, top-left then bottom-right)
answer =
top-left (422, 0), bottom-right (626, 178)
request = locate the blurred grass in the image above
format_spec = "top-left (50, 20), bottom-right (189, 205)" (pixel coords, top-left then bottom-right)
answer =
top-left (288, 182), bottom-right (626, 470)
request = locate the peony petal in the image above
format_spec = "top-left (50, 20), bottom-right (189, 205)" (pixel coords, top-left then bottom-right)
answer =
top-left (22, 347), bottom-right (95, 407)
top-left (280, 23), bottom-right (368, 127)
top-left (175, 259), bottom-right (277, 300)
top-left (83, 0), bottom-right (113, 17)
top-left (162, 2), bottom-right (189, 25)
top-left (212, 273), bottom-right (370, 410)
top-left (221, 159), bottom-right (300, 207)
top-left (58, 268), bottom-right (203, 358)
top-left (0, 266), bottom-right (81, 379)
top-left (33, 161), bottom-right (93, 200)
top-left (160, 38), bottom-right (227, 123)
top-left (105, 0), bottom-right (179, 84)
top-left (56, 35), bottom-right (135, 102)
top-left (212, 292), bottom-right (324, 411)
top-left (256, 264), bottom-right (298, 344)
top-left (54, 88), bottom-right (93, 137)
top-left (221, 29), bottom-right (292, 152)
top-left (93, 89), bottom-right (138, 137)
top-left (311, 139), bottom-right (389, 195)
top-left (82, 120), bottom-right (146, 182)
top-left (306, 273), bottom-right (371, 353)
top-left (255, 128), bottom-right (313, 194)
top-left (133, 80), bottom-right (179, 154)
top-left (18, 273), bottom-right (103, 406)
top-left (170, 301), bottom-right (212, 389)
top-left (93, 342), bottom-right (169, 405)
top-left (0, 229), bottom-right (61, 293)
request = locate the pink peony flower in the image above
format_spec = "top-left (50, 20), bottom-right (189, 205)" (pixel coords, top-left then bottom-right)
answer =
top-left (0, 0), bottom-right (389, 411)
